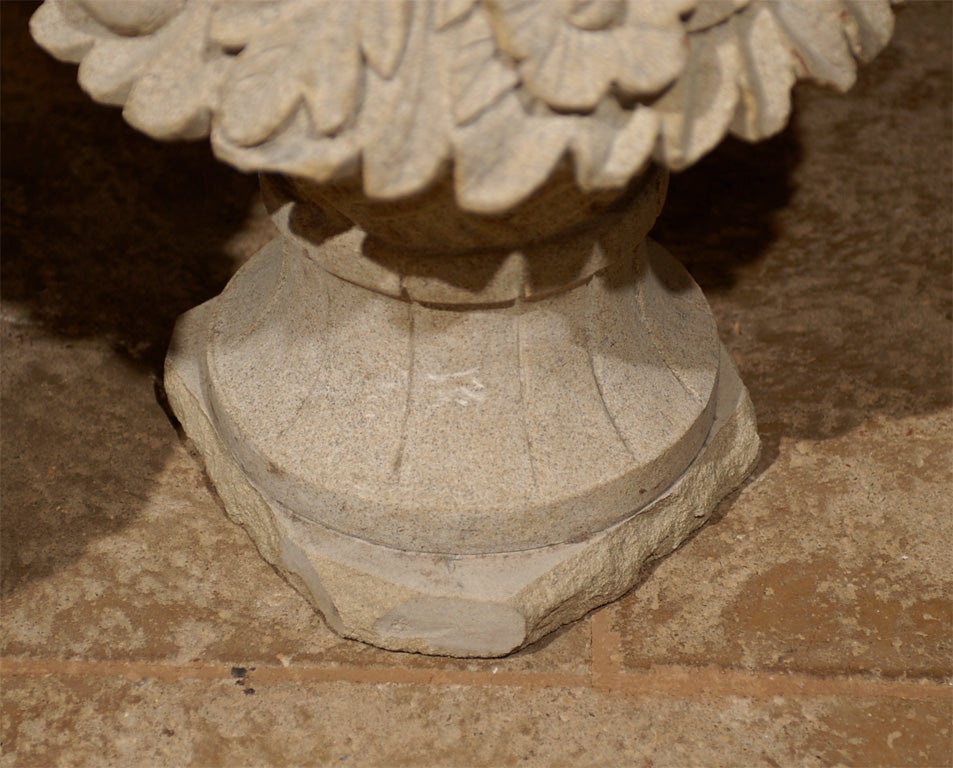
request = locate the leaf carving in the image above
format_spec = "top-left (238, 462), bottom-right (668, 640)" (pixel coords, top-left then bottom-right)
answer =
top-left (684, 0), bottom-right (750, 33)
top-left (729, 4), bottom-right (796, 141)
top-left (653, 19), bottom-right (742, 170)
top-left (219, 1), bottom-right (361, 146)
top-left (359, 0), bottom-right (410, 79)
top-left (455, 93), bottom-right (569, 212)
top-left (450, 8), bottom-right (518, 125)
top-left (436, 0), bottom-right (478, 30)
top-left (209, 2), bottom-right (283, 51)
top-left (31, 0), bottom-right (900, 213)
top-left (77, 0), bottom-right (186, 36)
top-left (299, 3), bottom-right (361, 134)
top-left (77, 33), bottom-right (164, 105)
top-left (571, 103), bottom-right (657, 190)
top-left (770, 0), bottom-right (856, 90)
top-left (218, 47), bottom-right (301, 147)
top-left (121, 3), bottom-right (218, 139)
top-left (29, 0), bottom-right (97, 61)
top-left (362, 1), bottom-right (451, 200)
top-left (842, 0), bottom-right (894, 62)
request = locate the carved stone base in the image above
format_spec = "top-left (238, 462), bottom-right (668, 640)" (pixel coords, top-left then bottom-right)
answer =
top-left (167, 307), bottom-right (756, 656)
top-left (30, 0), bottom-right (897, 661)
top-left (164, 180), bottom-right (760, 655)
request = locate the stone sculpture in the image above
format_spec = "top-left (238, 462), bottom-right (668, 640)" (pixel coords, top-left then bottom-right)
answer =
top-left (32, 0), bottom-right (897, 656)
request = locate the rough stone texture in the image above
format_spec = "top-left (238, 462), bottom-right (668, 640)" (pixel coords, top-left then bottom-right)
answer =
top-left (167, 291), bottom-right (756, 654)
top-left (163, 172), bottom-right (758, 653)
top-left (191, 170), bottom-right (717, 558)
top-left (24, 0), bottom-right (905, 655)
top-left (28, 0), bottom-right (897, 211)
top-left (5, 675), bottom-right (950, 768)
top-left (3, 0), bottom-right (951, 764)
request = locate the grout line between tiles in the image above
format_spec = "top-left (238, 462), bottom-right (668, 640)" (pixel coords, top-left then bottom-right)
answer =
top-left (2, 656), bottom-right (949, 702)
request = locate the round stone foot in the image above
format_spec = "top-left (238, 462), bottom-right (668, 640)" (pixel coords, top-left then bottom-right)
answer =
top-left (164, 269), bottom-right (759, 657)
top-left (163, 168), bottom-right (760, 656)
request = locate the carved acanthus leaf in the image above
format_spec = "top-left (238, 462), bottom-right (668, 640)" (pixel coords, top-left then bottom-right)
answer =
top-left (684, 0), bottom-right (750, 32)
top-left (843, 0), bottom-right (896, 62)
top-left (359, 0), bottom-right (411, 79)
top-left (361, 1), bottom-right (452, 200)
top-left (449, 7), bottom-right (518, 125)
top-left (729, 4), bottom-right (797, 142)
top-left (208, 2), bottom-right (283, 51)
top-left (30, 0), bottom-right (899, 212)
top-left (654, 0), bottom-right (896, 169)
top-left (485, 0), bottom-right (695, 111)
top-left (653, 17), bottom-right (743, 170)
top-left (435, 0), bottom-right (478, 30)
top-left (570, 102), bottom-right (659, 191)
top-left (219, 1), bottom-right (361, 146)
top-left (454, 92), bottom-right (570, 212)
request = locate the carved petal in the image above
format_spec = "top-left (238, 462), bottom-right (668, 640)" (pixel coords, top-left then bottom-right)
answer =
top-left (770, 0), bottom-right (857, 90)
top-left (729, 4), bottom-right (796, 141)
top-left (213, 107), bottom-right (362, 182)
top-left (77, 35), bottom-right (164, 104)
top-left (359, 0), bottom-right (410, 79)
top-left (492, 0), bottom-right (690, 109)
top-left (598, 108), bottom-right (659, 186)
top-left (685, 0), bottom-right (750, 33)
top-left (77, 0), bottom-right (185, 36)
top-left (218, 48), bottom-right (302, 147)
top-left (29, 0), bottom-right (97, 61)
top-left (653, 19), bottom-right (742, 170)
top-left (219, 2), bottom-right (361, 145)
top-left (519, 28), bottom-right (608, 110)
top-left (362, 2), bottom-right (451, 200)
top-left (455, 94), bottom-right (569, 213)
top-left (451, 8), bottom-right (519, 125)
top-left (123, 5), bottom-right (217, 139)
top-left (611, 23), bottom-right (688, 97)
top-left (436, 0), bottom-right (478, 30)
top-left (299, 3), bottom-right (361, 135)
top-left (842, 0), bottom-right (895, 62)
top-left (208, 2), bottom-right (283, 50)
top-left (572, 103), bottom-right (658, 190)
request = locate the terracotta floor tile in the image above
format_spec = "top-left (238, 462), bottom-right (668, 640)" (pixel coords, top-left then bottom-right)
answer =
top-left (1, 328), bottom-right (341, 665)
top-left (0, 323), bottom-right (591, 677)
top-left (4, 672), bottom-right (950, 768)
top-left (615, 412), bottom-right (952, 679)
top-left (616, 1), bottom-right (952, 683)
top-left (2, 1), bottom-right (952, 766)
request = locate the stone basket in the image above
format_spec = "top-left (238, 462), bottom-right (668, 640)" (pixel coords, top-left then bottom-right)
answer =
top-left (32, 0), bottom-right (896, 656)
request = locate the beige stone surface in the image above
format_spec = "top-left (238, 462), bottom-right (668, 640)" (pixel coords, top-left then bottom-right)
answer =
top-left (167, 293), bottom-right (756, 654)
top-left (184, 172), bottom-right (719, 557)
top-left (3, 0), bottom-right (951, 764)
top-left (4, 673), bottom-right (950, 768)
top-left (29, 0), bottom-right (897, 211)
top-left (22, 0), bottom-right (904, 656)
top-left (163, 175), bottom-right (758, 652)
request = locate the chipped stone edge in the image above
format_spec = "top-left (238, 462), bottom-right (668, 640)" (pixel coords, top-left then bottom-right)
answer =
top-left (165, 296), bottom-right (759, 658)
